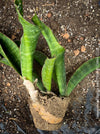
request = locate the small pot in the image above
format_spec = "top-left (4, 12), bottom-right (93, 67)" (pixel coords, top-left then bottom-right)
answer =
top-left (28, 91), bottom-right (70, 131)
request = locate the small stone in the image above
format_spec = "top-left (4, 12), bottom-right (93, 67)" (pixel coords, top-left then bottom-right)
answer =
top-left (47, 12), bottom-right (52, 18)
top-left (80, 37), bottom-right (84, 41)
top-left (66, 49), bottom-right (69, 53)
top-left (7, 82), bottom-right (11, 87)
top-left (67, 39), bottom-right (71, 43)
top-left (81, 45), bottom-right (86, 52)
top-left (74, 49), bottom-right (80, 56)
top-left (62, 33), bottom-right (70, 39)
top-left (30, 9), bottom-right (33, 13)
top-left (0, 64), bottom-right (3, 67)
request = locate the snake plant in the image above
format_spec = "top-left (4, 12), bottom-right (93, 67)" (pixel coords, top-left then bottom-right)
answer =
top-left (0, 0), bottom-right (100, 96)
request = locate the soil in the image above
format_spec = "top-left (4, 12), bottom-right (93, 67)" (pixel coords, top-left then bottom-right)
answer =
top-left (29, 91), bottom-right (70, 130)
top-left (0, 0), bottom-right (100, 134)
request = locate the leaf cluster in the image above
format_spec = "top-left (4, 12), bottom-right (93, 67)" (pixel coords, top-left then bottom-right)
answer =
top-left (0, 1), bottom-right (100, 96)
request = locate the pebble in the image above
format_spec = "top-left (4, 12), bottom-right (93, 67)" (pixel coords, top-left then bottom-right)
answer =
top-left (30, 9), bottom-right (33, 13)
top-left (80, 37), bottom-right (84, 41)
top-left (81, 45), bottom-right (86, 52)
top-left (66, 49), bottom-right (69, 53)
top-left (67, 39), bottom-right (71, 43)
top-left (74, 49), bottom-right (80, 56)
top-left (62, 33), bottom-right (70, 39)
top-left (47, 12), bottom-right (52, 18)
top-left (7, 82), bottom-right (11, 87)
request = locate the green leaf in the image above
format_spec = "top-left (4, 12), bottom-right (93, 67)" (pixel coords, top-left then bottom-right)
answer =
top-left (0, 45), bottom-right (6, 58)
top-left (0, 46), bottom-right (45, 91)
top-left (42, 57), bottom-right (55, 91)
top-left (15, 0), bottom-right (23, 16)
top-left (0, 46), bottom-right (12, 67)
top-left (55, 52), bottom-right (66, 95)
top-left (32, 14), bottom-right (64, 57)
top-left (32, 15), bottom-right (66, 95)
top-left (0, 33), bottom-right (21, 74)
top-left (34, 50), bottom-right (47, 66)
top-left (34, 50), bottom-right (57, 83)
top-left (16, 7), bottom-right (40, 82)
top-left (65, 57), bottom-right (100, 96)
top-left (0, 58), bottom-right (12, 67)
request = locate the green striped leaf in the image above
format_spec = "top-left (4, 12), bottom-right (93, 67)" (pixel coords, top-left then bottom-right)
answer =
top-left (0, 33), bottom-right (21, 74)
top-left (42, 58), bottom-right (55, 91)
top-left (15, 0), bottom-right (23, 16)
top-left (16, 7), bottom-right (40, 82)
top-left (32, 14), bottom-right (64, 57)
top-left (55, 52), bottom-right (66, 95)
top-left (0, 45), bottom-right (6, 58)
top-left (0, 58), bottom-right (11, 67)
top-left (32, 15), bottom-right (66, 95)
top-left (0, 45), bottom-right (45, 91)
top-left (34, 50), bottom-right (57, 83)
top-left (65, 57), bottom-right (100, 96)
top-left (0, 51), bottom-right (45, 92)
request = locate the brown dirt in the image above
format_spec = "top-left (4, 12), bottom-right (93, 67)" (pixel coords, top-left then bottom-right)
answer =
top-left (0, 0), bottom-right (100, 133)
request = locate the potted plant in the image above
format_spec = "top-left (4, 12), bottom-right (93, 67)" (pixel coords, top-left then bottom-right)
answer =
top-left (0, 0), bottom-right (100, 131)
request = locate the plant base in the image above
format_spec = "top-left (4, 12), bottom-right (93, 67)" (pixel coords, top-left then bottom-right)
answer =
top-left (28, 91), bottom-right (70, 131)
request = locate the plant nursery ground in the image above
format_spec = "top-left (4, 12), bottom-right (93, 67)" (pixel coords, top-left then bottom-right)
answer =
top-left (0, 0), bottom-right (100, 134)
